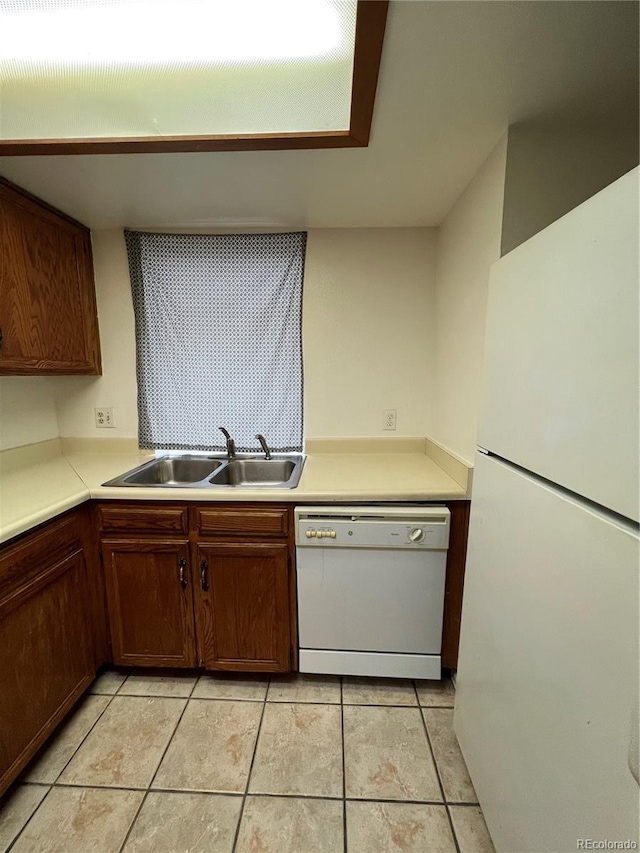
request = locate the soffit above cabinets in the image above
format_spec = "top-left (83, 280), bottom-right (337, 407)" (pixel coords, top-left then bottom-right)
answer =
top-left (0, 1), bottom-right (636, 228)
top-left (0, 0), bottom-right (387, 155)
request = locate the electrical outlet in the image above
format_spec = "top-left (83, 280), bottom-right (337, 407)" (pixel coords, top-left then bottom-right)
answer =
top-left (94, 407), bottom-right (115, 428)
top-left (383, 409), bottom-right (397, 431)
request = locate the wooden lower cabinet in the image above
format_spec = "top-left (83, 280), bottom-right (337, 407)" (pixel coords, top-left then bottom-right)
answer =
top-left (195, 542), bottom-right (291, 672)
top-left (102, 539), bottom-right (196, 667)
top-left (97, 502), bottom-right (297, 674)
top-left (0, 515), bottom-right (96, 796)
top-left (441, 501), bottom-right (471, 670)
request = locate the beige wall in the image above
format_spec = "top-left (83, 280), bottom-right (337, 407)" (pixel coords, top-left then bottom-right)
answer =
top-left (53, 230), bottom-right (139, 440)
top-left (304, 228), bottom-right (435, 437)
top-left (431, 134), bottom-right (508, 465)
top-left (501, 120), bottom-right (639, 255)
top-left (0, 378), bottom-right (59, 450)
top-left (53, 227), bottom-right (437, 443)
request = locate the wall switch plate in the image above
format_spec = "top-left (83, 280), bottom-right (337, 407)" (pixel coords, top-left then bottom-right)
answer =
top-left (95, 407), bottom-right (115, 428)
top-left (383, 408), bottom-right (397, 430)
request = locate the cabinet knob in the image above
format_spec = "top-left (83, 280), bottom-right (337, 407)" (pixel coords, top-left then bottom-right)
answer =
top-left (200, 559), bottom-right (209, 591)
top-left (178, 557), bottom-right (188, 588)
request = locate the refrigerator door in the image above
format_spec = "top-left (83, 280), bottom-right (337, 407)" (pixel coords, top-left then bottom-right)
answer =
top-left (455, 453), bottom-right (639, 853)
top-left (478, 168), bottom-right (639, 522)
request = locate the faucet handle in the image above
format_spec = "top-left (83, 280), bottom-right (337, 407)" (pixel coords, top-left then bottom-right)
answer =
top-left (218, 426), bottom-right (236, 459)
top-left (255, 434), bottom-right (272, 460)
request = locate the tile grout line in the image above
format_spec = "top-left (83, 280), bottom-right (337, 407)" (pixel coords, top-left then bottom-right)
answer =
top-left (230, 677), bottom-right (271, 853)
top-left (112, 672), bottom-right (129, 696)
top-left (5, 784), bottom-right (54, 853)
top-left (48, 692), bottom-right (119, 785)
top-left (115, 673), bottom-right (200, 853)
top-left (40, 782), bottom-right (149, 794)
top-left (26, 782), bottom-right (465, 807)
top-left (6, 689), bottom-right (121, 853)
top-left (9, 780), bottom-right (470, 806)
top-left (445, 804), bottom-right (463, 853)
top-left (340, 676), bottom-right (348, 853)
top-left (415, 680), bottom-right (462, 853)
top-left (90, 695), bottom-right (455, 708)
top-left (91, 689), bottom-right (454, 710)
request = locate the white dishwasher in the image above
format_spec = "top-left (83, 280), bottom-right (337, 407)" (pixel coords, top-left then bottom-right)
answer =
top-left (295, 506), bottom-right (450, 680)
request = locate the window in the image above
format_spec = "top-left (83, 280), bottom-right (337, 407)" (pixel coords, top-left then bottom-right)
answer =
top-left (125, 230), bottom-right (306, 453)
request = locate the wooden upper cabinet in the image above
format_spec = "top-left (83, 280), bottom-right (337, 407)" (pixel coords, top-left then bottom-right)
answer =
top-left (0, 178), bottom-right (101, 375)
top-left (195, 542), bottom-right (291, 673)
top-left (102, 539), bottom-right (197, 668)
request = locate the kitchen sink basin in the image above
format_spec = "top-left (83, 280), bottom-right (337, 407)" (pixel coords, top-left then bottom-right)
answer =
top-left (102, 453), bottom-right (305, 489)
top-left (105, 456), bottom-right (224, 487)
top-left (208, 458), bottom-right (297, 487)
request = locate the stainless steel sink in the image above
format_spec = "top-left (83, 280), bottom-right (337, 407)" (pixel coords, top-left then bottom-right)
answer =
top-left (208, 458), bottom-right (297, 487)
top-left (104, 456), bottom-right (224, 487)
top-left (103, 453), bottom-right (305, 489)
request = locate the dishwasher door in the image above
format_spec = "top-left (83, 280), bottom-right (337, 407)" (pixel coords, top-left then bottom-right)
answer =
top-left (295, 506), bottom-right (450, 679)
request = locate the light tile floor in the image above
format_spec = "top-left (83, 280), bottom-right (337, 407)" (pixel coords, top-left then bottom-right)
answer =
top-left (1, 672), bottom-right (495, 853)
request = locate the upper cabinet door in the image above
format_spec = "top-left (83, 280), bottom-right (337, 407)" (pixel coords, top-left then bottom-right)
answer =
top-left (478, 169), bottom-right (639, 522)
top-left (0, 179), bottom-right (101, 375)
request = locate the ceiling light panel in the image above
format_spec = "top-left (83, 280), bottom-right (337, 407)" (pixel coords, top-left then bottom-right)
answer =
top-left (0, 0), bottom-right (357, 140)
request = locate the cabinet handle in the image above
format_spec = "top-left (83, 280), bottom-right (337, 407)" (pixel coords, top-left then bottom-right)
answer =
top-left (200, 559), bottom-right (209, 591)
top-left (178, 557), bottom-right (187, 588)
top-left (0, 327), bottom-right (3, 350)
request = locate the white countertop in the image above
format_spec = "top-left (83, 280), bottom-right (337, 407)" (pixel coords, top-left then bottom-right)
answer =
top-left (0, 454), bottom-right (90, 543)
top-left (0, 437), bottom-right (470, 545)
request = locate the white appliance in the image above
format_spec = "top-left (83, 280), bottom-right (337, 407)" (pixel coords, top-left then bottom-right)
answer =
top-left (295, 505), bottom-right (450, 679)
top-left (455, 168), bottom-right (640, 852)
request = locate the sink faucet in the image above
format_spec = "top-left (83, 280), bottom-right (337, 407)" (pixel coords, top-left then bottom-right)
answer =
top-left (255, 434), bottom-right (272, 460)
top-left (218, 426), bottom-right (236, 460)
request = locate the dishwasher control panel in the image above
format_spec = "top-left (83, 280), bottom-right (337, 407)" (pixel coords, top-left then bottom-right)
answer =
top-left (295, 507), bottom-right (450, 550)
top-left (305, 529), bottom-right (337, 539)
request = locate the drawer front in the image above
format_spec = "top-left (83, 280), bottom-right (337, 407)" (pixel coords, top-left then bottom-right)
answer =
top-left (0, 512), bottom-right (82, 603)
top-left (195, 507), bottom-right (289, 539)
top-left (98, 505), bottom-right (188, 535)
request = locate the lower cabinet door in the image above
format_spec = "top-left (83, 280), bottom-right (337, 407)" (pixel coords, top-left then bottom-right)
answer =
top-left (0, 548), bottom-right (95, 795)
top-left (195, 542), bottom-right (291, 672)
top-left (102, 539), bottom-right (196, 667)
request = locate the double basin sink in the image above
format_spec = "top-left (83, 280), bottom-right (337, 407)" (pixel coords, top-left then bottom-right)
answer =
top-left (103, 454), bottom-right (305, 490)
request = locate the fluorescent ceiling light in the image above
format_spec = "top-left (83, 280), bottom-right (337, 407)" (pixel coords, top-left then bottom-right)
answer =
top-left (0, 0), bottom-right (344, 64)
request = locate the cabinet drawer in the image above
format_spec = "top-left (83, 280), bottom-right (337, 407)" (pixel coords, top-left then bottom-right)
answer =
top-left (195, 506), bottom-right (289, 539)
top-left (98, 505), bottom-right (188, 535)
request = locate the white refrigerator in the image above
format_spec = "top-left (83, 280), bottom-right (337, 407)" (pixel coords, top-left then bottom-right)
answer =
top-left (455, 168), bottom-right (640, 853)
